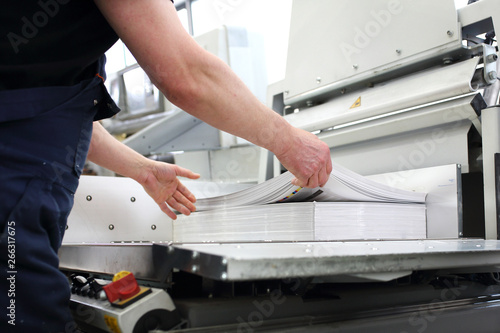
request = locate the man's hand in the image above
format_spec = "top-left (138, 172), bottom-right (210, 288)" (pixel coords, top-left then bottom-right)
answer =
top-left (275, 128), bottom-right (332, 188)
top-left (94, 0), bottom-right (332, 190)
top-left (87, 122), bottom-right (200, 219)
top-left (139, 162), bottom-right (200, 220)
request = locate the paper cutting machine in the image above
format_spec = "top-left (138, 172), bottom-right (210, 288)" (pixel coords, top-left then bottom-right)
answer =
top-left (59, 0), bottom-right (500, 332)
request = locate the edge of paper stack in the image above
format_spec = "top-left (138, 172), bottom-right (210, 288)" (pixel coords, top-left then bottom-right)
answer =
top-left (174, 162), bottom-right (427, 243)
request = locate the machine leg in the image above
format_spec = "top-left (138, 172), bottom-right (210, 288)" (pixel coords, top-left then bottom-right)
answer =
top-left (481, 106), bottom-right (500, 240)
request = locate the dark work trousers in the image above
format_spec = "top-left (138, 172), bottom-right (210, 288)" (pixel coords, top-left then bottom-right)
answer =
top-left (0, 76), bottom-right (110, 332)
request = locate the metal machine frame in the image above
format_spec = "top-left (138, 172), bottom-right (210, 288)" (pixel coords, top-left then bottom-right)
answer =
top-left (60, 1), bottom-right (500, 332)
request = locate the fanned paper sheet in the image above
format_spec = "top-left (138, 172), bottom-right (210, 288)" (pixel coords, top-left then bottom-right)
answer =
top-left (173, 162), bottom-right (428, 243)
top-left (194, 162), bottom-right (426, 211)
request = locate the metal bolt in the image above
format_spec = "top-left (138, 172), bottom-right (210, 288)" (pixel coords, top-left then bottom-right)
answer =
top-left (192, 251), bottom-right (199, 259)
top-left (396, 49), bottom-right (402, 54)
top-left (284, 90), bottom-right (289, 95)
top-left (353, 64), bottom-right (359, 70)
top-left (316, 77), bottom-right (322, 84)
top-left (65, 225), bottom-right (69, 230)
top-left (130, 197), bottom-right (136, 202)
top-left (221, 272), bottom-right (227, 280)
top-left (151, 224), bottom-right (157, 230)
top-left (108, 224), bottom-right (115, 230)
top-left (447, 30), bottom-right (454, 37)
top-left (86, 195), bottom-right (92, 201)
top-left (192, 265), bottom-right (198, 272)
top-left (443, 57), bottom-right (453, 65)
top-left (93, 99), bottom-right (98, 106)
top-left (488, 71), bottom-right (497, 81)
top-left (486, 54), bottom-right (498, 63)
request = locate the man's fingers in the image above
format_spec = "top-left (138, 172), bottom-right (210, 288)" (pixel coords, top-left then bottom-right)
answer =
top-left (291, 177), bottom-right (304, 188)
top-left (167, 196), bottom-right (192, 216)
top-left (326, 157), bottom-right (333, 175)
top-left (306, 172), bottom-right (320, 188)
top-left (177, 181), bottom-right (197, 203)
top-left (173, 191), bottom-right (197, 212)
top-left (175, 165), bottom-right (201, 180)
top-left (158, 202), bottom-right (178, 220)
top-left (318, 165), bottom-right (330, 187)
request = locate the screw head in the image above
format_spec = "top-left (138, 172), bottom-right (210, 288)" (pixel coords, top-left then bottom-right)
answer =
top-left (151, 224), bottom-right (157, 230)
top-left (130, 197), bottom-right (136, 202)
top-left (86, 195), bottom-right (92, 201)
top-left (447, 30), bottom-right (454, 36)
top-left (488, 71), bottom-right (497, 81)
top-left (108, 224), bottom-right (115, 230)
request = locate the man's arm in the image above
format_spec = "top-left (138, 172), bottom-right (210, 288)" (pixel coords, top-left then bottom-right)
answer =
top-left (87, 122), bottom-right (200, 220)
top-left (94, 0), bottom-right (332, 188)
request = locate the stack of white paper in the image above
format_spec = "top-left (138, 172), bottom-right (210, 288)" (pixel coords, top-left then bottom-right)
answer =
top-left (313, 202), bottom-right (426, 241)
top-left (173, 202), bottom-right (426, 243)
top-left (174, 203), bottom-right (314, 243)
top-left (174, 161), bottom-right (427, 243)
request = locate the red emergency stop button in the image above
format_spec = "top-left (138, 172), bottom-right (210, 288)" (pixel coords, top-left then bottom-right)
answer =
top-left (103, 271), bottom-right (140, 303)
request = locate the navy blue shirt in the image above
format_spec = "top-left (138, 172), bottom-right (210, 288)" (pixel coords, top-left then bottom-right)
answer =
top-left (0, 0), bottom-right (119, 91)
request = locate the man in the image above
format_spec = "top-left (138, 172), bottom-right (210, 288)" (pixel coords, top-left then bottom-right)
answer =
top-left (0, 0), bottom-right (332, 331)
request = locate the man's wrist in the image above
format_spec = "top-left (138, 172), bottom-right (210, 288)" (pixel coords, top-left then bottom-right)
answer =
top-left (128, 155), bottom-right (154, 185)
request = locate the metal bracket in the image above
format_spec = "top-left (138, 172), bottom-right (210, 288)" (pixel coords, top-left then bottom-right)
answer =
top-left (482, 44), bottom-right (498, 85)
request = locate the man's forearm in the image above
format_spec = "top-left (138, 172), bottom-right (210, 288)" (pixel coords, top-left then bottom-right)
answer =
top-left (94, 0), bottom-right (332, 188)
top-left (94, 0), bottom-right (293, 157)
top-left (87, 122), bottom-right (151, 183)
top-left (159, 53), bottom-right (294, 157)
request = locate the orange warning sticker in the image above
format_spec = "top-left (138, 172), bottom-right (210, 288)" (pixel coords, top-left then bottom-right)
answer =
top-left (350, 96), bottom-right (361, 109)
